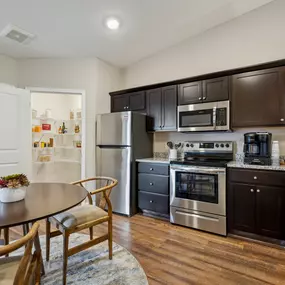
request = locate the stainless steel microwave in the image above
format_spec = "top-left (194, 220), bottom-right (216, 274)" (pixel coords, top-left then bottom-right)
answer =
top-left (178, 100), bottom-right (230, 132)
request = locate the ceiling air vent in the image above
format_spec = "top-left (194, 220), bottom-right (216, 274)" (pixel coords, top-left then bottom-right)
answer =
top-left (0, 24), bottom-right (35, 44)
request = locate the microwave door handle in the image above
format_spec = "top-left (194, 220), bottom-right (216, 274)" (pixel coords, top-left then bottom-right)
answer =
top-left (213, 107), bottom-right (217, 130)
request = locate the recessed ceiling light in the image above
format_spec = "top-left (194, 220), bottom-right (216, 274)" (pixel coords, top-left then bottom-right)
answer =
top-left (105, 17), bottom-right (120, 30)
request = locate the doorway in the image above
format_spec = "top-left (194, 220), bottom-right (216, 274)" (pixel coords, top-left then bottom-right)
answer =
top-left (29, 88), bottom-right (86, 183)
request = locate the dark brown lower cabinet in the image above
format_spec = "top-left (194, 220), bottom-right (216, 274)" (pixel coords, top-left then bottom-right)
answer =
top-left (227, 168), bottom-right (285, 241)
top-left (228, 183), bottom-right (255, 233)
top-left (256, 185), bottom-right (285, 239)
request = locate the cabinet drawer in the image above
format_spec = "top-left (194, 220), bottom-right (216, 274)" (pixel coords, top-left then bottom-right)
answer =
top-left (138, 174), bottom-right (169, 195)
top-left (138, 191), bottom-right (169, 214)
top-left (228, 168), bottom-right (285, 187)
top-left (138, 163), bottom-right (169, 175)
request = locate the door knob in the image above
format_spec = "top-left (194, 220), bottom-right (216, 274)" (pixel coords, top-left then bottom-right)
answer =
top-left (281, 118), bottom-right (284, 122)
top-left (150, 200), bottom-right (153, 203)
top-left (257, 189), bottom-right (260, 193)
top-left (150, 182), bottom-right (153, 186)
top-left (127, 106), bottom-right (129, 109)
top-left (254, 176), bottom-right (257, 180)
top-left (124, 106), bottom-right (126, 109)
top-left (203, 97), bottom-right (206, 100)
top-left (150, 168), bottom-right (153, 171)
top-left (250, 189), bottom-right (254, 192)
top-left (199, 97), bottom-right (202, 100)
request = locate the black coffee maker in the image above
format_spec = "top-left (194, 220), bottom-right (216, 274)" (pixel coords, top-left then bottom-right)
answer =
top-left (243, 132), bottom-right (272, 165)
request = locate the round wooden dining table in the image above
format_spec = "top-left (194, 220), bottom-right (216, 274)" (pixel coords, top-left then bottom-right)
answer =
top-left (0, 182), bottom-right (88, 275)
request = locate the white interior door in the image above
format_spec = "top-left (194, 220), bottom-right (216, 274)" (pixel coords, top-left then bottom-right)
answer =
top-left (0, 84), bottom-right (31, 178)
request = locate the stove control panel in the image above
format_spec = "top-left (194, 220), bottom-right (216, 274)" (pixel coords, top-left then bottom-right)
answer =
top-left (183, 141), bottom-right (233, 152)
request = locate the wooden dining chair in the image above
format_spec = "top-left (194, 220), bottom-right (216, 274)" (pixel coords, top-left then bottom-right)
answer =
top-left (45, 177), bottom-right (118, 285)
top-left (0, 222), bottom-right (41, 285)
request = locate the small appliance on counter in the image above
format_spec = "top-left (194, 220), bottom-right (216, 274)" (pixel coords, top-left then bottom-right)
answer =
top-left (243, 132), bottom-right (272, 165)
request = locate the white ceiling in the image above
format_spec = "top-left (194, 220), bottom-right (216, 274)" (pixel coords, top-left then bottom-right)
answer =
top-left (0, 0), bottom-right (274, 67)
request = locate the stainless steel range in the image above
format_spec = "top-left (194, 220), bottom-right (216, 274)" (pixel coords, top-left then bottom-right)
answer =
top-left (170, 141), bottom-right (233, 236)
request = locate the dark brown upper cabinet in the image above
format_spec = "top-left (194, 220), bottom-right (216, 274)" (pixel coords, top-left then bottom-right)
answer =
top-left (231, 67), bottom-right (285, 128)
top-left (147, 85), bottom-right (177, 131)
top-left (146, 88), bottom-right (162, 131)
top-left (178, 76), bottom-right (229, 105)
top-left (178, 81), bottom-right (202, 105)
top-left (111, 91), bottom-right (145, 112)
top-left (111, 94), bottom-right (129, 112)
top-left (202, 76), bottom-right (229, 103)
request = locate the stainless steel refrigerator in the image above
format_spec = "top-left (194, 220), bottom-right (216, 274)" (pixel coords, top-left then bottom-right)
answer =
top-left (96, 112), bottom-right (153, 216)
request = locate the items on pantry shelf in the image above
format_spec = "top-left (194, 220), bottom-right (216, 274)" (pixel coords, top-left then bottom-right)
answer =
top-left (33, 142), bottom-right (39, 148)
top-left (62, 122), bottom-right (67, 134)
top-left (42, 123), bottom-right (51, 131)
top-left (74, 124), bottom-right (80, 134)
top-left (76, 109), bottom-right (82, 119)
top-left (70, 109), bottom-right (75, 120)
top-left (32, 109), bottom-right (37, 119)
top-left (58, 126), bottom-right (62, 134)
top-left (49, 138), bottom-right (54, 147)
top-left (34, 125), bottom-right (42, 132)
top-left (39, 155), bottom-right (51, 162)
top-left (45, 109), bottom-right (52, 118)
top-left (74, 141), bottom-right (81, 148)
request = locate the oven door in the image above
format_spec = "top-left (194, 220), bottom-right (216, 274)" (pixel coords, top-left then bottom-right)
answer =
top-left (178, 102), bottom-right (216, 132)
top-left (170, 165), bottom-right (226, 216)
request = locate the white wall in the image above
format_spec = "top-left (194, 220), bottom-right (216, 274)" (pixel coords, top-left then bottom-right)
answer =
top-left (17, 58), bottom-right (123, 180)
top-left (31, 92), bottom-right (82, 120)
top-left (124, 0), bottom-right (285, 88)
top-left (0, 55), bottom-right (18, 86)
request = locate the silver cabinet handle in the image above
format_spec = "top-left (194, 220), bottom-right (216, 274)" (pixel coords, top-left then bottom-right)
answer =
top-left (254, 176), bottom-right (257, 180)
top-left (150, 200), bottom-right (153, 203)
top-left (250, 189), bottom-right (254, 192)
top-left (149, 182), bottom-right (153, 186)
top-left (150, 168), bottom-right (153, 171)
top-left (124, 106), bottom-right (126, 109)
top-left (127, 106), bottom-right (129, 109)
top-left (257, 189), bottom-right (260, 193)
top-left (199, 97), bottom-right (202, 100)
top-left (203, 97), bottom-right (206, 100)
top-left (281, 118), bottom-right (284, 122)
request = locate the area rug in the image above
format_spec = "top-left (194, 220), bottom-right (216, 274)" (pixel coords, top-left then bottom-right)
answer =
top-left (13, 233), bottom-right (148, 285)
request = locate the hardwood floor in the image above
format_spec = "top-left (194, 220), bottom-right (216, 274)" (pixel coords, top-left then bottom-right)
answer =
top-left (7, 214), bottom-right (285, 285)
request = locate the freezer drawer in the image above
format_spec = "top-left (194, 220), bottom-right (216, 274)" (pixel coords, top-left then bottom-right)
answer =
top-left (96, 146), bottom-right (131, 215)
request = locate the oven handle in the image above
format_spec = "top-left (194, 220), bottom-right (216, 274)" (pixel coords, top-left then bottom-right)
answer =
top-left (170, 166), bottom-right (226, 175)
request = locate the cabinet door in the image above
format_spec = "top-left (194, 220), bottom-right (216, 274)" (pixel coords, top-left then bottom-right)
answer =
top-left (231, 68), bottom-right (282, 127)
top-left (162, 85), bottom-right (177, 131)
top-left (111, 95), bottom-right (129, 112)
top-left (129, 91), bottom-right (145, 111)
top-left (202, 76), bottom-right (229, 103)
top-left (228, 183), bottom-right (256, 233)
top-left (256, 185), bottom-right (285, 239)
top-left (178, 81), bottom-right (202, 105)
top-left (146, 88), bottom-right (162, 131)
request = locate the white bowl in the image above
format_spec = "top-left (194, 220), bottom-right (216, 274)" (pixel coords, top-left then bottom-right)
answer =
top-left (0, 187), bottom-right (27, 203)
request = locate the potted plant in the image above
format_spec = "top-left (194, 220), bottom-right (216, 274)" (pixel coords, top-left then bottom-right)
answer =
top-left (0, 174), bottom-right (30, 203)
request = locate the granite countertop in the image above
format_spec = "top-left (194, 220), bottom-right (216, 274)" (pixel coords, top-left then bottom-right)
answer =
top-left (136, 158), bottom-right (170, 164)
top-left (227, 161), bottom-right (285, 171)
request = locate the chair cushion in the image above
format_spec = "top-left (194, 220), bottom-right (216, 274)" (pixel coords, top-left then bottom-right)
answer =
top-left (53, 205), bottom-right (108, 229)
top-left (0, 256), bottom-right (22, 285)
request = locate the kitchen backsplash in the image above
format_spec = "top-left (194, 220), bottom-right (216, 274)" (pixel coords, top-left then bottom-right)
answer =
top-left (154, 127), bottom-right (285, 155)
